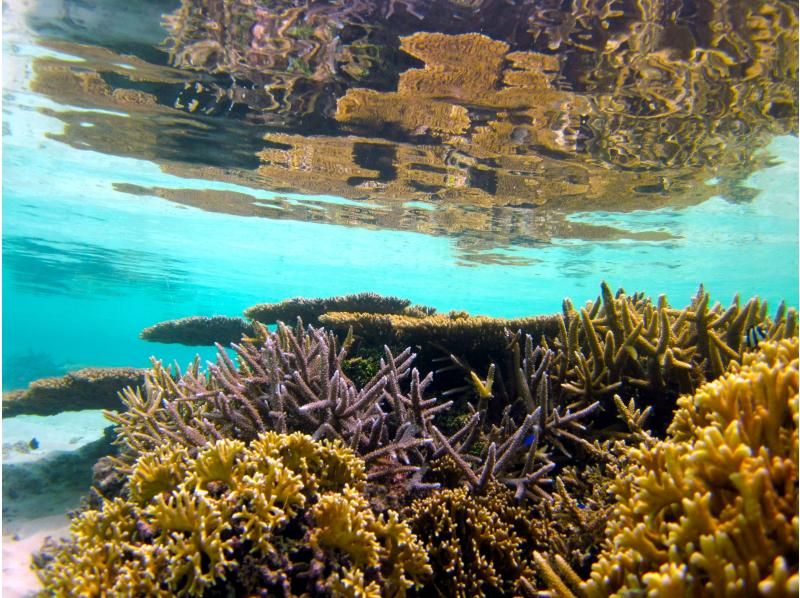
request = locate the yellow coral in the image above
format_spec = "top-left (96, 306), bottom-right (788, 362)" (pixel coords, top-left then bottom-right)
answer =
top-left (37, 431), bottom-right (428, 596)
top-left (129, 443), bottom-right (191, 503)
top-left (581, 339), bottom-right (799, 597)
top-left (329, 567), bottom-right (382, 598)
top-left (247, 430), bottom-right (366, 494)
top-left (310, 485), bottom-right (432, 595)
top-left (147, 487), bottom-right (237, 595)
top-left (310, 486), bottom-right (382, 569)
top-left (190, 438), bottom-right (245, 490)
top-left (232, 455), bottom-right (305, 554)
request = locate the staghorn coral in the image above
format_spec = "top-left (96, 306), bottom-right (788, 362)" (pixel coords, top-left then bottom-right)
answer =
top-left (37, 431), bottom-right (431, 596)
top-left (140, 315), bottom-right (254, 346)
top-left (550, 282), bottom-right (797, 411)
top-left (107, 320), bottom-right (445, 487)
top-left (545, 338), bottom-right (800, 597)
top-left (3, 367), bottom-right (146, 417)
top-left (427, 328), bottom-right (601, 500)
top-left (243, 292), bottom-right (432, 326)
top-left (415, 282), bottom-right (795, 501)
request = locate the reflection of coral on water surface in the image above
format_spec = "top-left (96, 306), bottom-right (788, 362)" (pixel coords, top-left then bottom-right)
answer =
top-left (23, 0), bottom-right (798, 262)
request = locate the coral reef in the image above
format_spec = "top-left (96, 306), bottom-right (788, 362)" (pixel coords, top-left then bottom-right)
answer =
top-left (541, 338), bottom-right (799, 596)
top-left (20, 282), bottom-right (798, 597)
top-left (36, 431), bottom-right (431, 596)
top-left (3, 368), bottom-right (146, 417)
top-left (243, 292), bottom-right (431, 327)
top-left (550, 283), bottom-right (797, 413)
top-left (140, 315), bottom-right (254, 346)
top-left (107, 320), bottom-right (443, 489)
top-left (319, 310), bottom-right (563, 357)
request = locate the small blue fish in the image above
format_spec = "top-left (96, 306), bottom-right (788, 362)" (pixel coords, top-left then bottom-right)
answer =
top-left (745, 324), bottom-right (767, 349)
top-left (522, 432), bottom-right (537, 447)
top-left (576, 502), bottom-right (587, 509)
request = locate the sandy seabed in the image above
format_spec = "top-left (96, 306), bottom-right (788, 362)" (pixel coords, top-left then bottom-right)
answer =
top-left (2, 410), bottom-right (112, 595)
top-left (3, 515), bottom-right (71, 597)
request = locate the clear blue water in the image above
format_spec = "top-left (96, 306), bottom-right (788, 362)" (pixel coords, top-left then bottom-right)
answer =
top-left (2, 10), bottom-right (798, 392)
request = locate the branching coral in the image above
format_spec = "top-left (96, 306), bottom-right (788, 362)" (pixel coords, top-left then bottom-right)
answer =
top-left (405, 482), bottom-right (540, 596)
top-left (551, 282), bottom-right (797, 408)
top-left (108, 319), bottom-right (443, 487)
top-left (539, 338), bottom-right (800, 597)
top-left (405, 478), bottom-right (611, 597)
top-left (37, 432), bottom-right (431, 596)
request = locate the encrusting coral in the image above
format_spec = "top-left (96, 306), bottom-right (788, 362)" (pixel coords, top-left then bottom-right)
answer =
top-left (36, 431), bottom-right (431, 596)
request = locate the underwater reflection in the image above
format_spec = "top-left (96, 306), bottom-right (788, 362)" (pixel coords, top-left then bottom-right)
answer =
top-left (15, 0), bottom-right (799, 260)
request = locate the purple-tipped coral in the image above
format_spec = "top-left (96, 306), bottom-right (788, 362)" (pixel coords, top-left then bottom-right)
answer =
top-left (108, 319), bottom-right (445, 487)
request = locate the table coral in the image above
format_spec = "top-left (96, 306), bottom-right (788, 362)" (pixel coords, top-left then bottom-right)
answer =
top-left (319, 310), bottom-right (563, 357)
top-left (243, 292), bottom-right (433, 327)
top-left (36, 431), bottom-right (431, 596)
top-left (139, 315), bottom-right (253, 346)
top-left (2, 367), bottom-right (146, 417)
top-left (575, 338), bottom-right (799, 596)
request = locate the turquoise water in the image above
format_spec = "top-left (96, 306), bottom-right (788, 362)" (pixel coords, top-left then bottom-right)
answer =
top-left (4, 95), bottom-right (798, 389)
top-left (2, 8), bottom-right (799, 391)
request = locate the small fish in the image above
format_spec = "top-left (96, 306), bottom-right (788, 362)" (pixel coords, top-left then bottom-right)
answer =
top-left (522, 432), bottom-right (537, 448)
top-left (576, 502), bottom-right (587, 509)
top-left (745, 324), bottom-right (767, 349)
top-left (28, 437), bottom-right (39, 450)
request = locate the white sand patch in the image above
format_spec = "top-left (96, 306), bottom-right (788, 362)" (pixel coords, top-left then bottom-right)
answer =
top-left (3, 410), bottom-right (113, 464)
top-left (3, 514), bottom-right (72, 598)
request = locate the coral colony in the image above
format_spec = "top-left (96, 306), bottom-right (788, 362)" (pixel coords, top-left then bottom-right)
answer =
top-left (31, 283), bottom-right (798, 595)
